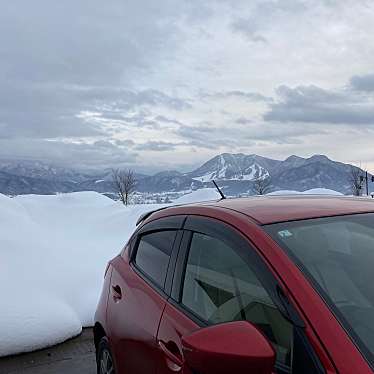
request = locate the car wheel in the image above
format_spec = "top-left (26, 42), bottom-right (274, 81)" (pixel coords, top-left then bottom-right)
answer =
top-left (97, 337), bottom-right (116, 374)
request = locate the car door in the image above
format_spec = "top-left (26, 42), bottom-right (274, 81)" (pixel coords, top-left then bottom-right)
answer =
top-left (156, 216), bottom-right (325, 374)
top-left (107, 216), bottom-right (185, 374)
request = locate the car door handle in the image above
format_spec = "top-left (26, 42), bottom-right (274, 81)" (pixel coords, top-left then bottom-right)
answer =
top-left (158, 340), bottom-right (183, 372)
top-left (111, 285), bottom-right (122, 300)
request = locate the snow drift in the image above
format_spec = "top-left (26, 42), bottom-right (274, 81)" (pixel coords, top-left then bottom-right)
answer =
top-left (266, 188), bottom-right (344, 196)
top-left (0, 189), bottom-right (220, 357)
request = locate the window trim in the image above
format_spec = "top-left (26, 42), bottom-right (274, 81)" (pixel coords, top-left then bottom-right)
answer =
top-left (130, 215), bottom-right (186, 297)
top-left (128, 215), bottom-right (186, 259)
top-left (171, 230), bottom-right (193, 302)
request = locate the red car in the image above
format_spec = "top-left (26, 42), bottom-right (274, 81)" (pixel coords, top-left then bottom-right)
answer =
top-left (94, 196), bottom-right (374, 374)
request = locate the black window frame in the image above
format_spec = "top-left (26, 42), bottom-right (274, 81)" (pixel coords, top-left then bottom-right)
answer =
top-left (129, 215), bottom-right (186, 297)
top-left (170, 215), bottom-right (325, 374)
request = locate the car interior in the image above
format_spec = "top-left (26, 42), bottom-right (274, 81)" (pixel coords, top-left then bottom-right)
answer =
top-left (182, 232), bottom-right (293, 368)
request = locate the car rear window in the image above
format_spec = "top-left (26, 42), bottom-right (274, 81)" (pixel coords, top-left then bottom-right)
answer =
top-left (135, 230), bottom-right (177, 289)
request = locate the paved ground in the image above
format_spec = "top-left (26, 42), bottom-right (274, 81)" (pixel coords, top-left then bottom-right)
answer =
top-left (0, 329), bottom-right (96, 374)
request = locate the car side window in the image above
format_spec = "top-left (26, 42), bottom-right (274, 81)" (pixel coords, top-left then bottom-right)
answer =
top-left (135, 230), bottom-right (177, 289)
top-left (182, 232), bottom-right (293, 369)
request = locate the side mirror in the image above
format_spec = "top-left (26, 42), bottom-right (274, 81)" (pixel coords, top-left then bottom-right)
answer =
top-left (182, 321), bottom-right (275, 374)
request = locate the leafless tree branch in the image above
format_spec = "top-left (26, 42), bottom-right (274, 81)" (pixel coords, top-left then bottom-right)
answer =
top-left (252, 176), bottom-right (272, 195)
top-left (112, 168), bottom-right (137, 205)
top-left (348, 165), bottom-right (363, 196)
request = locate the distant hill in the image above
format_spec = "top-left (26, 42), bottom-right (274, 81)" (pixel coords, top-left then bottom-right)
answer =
top-left (0, 154), bottom-right (371, 196)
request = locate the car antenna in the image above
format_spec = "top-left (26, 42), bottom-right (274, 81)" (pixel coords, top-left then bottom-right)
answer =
top-left (212, 180), bottom-right (226, 200)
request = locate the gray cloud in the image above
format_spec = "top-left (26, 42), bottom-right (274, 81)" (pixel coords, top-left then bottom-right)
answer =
top-left (0, 0), bottom-right (195, 142)
top-left (2, 0), bottom-right (374, 171)
top-left (104, 90), bottom-right (191, 111)
top-left (81, 101), bottom-right (191, 135)
top-left (350, 74), bottom-right (374, 92)
top-left (205, 90), bottom-right (272, 102)
top-left (0, 1), bottom-right (202, 86)
top-left (175, 120), bottom-right (317, 148)
top-left (230, 17), bottom-right (267, 43)
top-left (134, 141), bottom-right (186, 152)
top-left (235, 117), bottom-right (253, 125)
top-left (154, 116), bottom-right (185, 126)
top-left (254, 0), bottom-right (308, 15)
top-left (264, 84), bottom-right (374, 125)
top-left (114, 139), bottom-right (135, 147)
top-left (230, 0), bottom-right (309, 43)
top-left (0, 139), bottom-right (139, 170)
top-left (0, 83), bottom-right (190, 139)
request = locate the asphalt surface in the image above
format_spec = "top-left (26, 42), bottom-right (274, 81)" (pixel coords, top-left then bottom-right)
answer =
top-left (0, 329), bottom-right (96, 374)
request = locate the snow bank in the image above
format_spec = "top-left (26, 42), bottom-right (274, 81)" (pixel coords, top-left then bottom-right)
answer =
top-left (267, 188), bottom-right (343, 196)
top-left (173, 188), bottom-right (220, 203)
top-left (266, 190), bottom-right (302, 196)
top-left (302, 188), bottom-right (343, 195)
top-left (0, 189), bottom-right (219, 356)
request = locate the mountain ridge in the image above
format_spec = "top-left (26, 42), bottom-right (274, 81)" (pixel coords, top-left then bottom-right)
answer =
top-left (0, 153), bottom-right (370, 196)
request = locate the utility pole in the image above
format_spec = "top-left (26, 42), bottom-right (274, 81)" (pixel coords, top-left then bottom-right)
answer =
top-left (360, 171), bottom-right (374, 196)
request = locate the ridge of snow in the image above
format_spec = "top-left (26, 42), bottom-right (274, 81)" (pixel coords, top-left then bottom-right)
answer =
top-left (267, 188), bottom-right (343, 196)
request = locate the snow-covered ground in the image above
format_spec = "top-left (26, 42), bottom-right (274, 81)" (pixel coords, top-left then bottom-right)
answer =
top-left (0, 188), bottom-right (220, 357)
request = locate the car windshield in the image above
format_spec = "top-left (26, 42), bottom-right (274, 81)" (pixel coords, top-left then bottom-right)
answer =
top-left (265, 213), bottom-right (374, 367)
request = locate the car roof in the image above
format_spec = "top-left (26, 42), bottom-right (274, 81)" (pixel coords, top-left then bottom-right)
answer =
top-left (144, 195), bottom-right (374, 225)
top-left (203, 195), bottom-right (374, 224)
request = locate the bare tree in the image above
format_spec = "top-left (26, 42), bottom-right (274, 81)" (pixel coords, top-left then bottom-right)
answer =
top-left (348, 165), bottom-right (363, 196)
top-left (252, 176), bottom-right (272, 195)
top-left (112, 169), bottom-right (137, 205)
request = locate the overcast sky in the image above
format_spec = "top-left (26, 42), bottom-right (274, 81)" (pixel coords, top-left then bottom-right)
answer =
top-left (1, 0), bottom-right (374, 173)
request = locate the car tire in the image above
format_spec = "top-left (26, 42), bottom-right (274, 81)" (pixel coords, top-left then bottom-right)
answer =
top-left (97, 337), bottom-right (116, 374)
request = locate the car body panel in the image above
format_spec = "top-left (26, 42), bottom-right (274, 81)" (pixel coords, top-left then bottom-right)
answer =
top-left (95, 196), bottom-right (374, 374)
top-left (141, 195), bottom-right (374, 225)
top-left (216, 195), bottom-right (374, 224)
top-left (94, 263), bottom-right (113, 345)
top-left (156, 302), bottom-right (198, 374)
top-left (107, 253), bottom-right (167, 374)
top-left (145, 205), bottom-right (371, 373)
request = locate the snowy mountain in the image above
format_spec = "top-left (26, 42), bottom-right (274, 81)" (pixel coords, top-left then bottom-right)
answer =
top-left (0, 159), bottom-right (86, 182)
top-left (189, 153), bottom-right (273, 182)
top-left (0, 154), bottom-right (370, 196)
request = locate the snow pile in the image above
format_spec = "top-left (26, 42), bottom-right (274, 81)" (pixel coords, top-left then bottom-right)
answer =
top-left (266, 190), bottom-right (302, 196)
top-left (174, 188), bottom-right (220, 203)
top-left (0, 189), bottom-right (219, 357)
top-left (302, 188), bottom-right (343, 195)
top-left (267, 188), bottom-right (343, 196)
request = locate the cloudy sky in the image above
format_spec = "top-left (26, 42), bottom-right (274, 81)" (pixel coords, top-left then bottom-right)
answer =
top-left (2, 0), bottom-right (374, 173)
